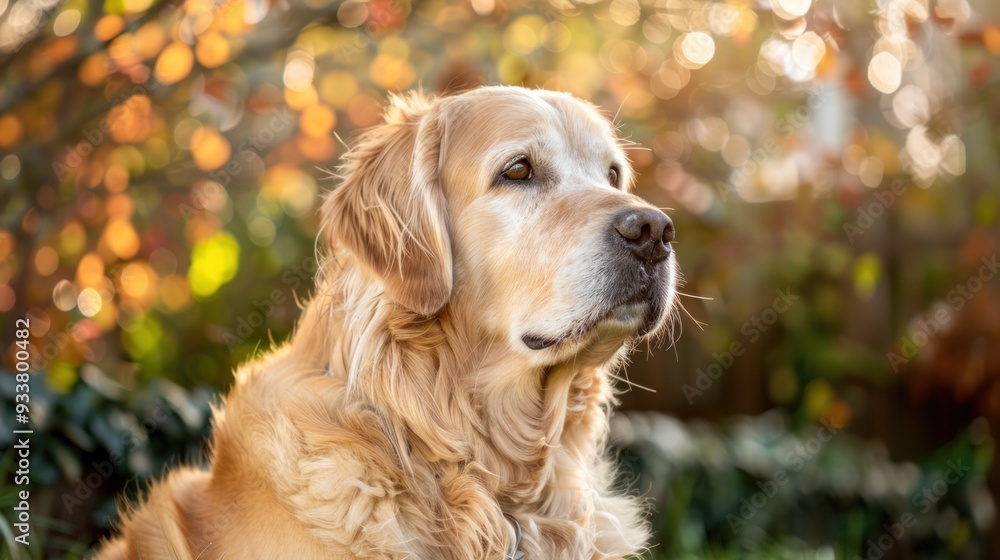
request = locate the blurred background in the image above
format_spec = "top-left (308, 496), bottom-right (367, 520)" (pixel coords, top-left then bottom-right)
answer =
top-left (1, 0), bottom-right (999, 557)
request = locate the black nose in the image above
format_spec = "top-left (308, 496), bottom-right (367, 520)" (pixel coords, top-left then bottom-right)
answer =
top-left (613, 208), bottom-right (674, 264)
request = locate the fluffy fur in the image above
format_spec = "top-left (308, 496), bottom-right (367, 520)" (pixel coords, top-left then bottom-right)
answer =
top-left (98, 86), bottom-right (677, 559)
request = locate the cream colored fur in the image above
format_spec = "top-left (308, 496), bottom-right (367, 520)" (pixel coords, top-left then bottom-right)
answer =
top-left (97, 86), bottom-right (677, 559)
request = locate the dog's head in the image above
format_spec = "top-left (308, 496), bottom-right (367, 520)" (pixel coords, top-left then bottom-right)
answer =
top-left (323, 86), bottom-right (677, 367)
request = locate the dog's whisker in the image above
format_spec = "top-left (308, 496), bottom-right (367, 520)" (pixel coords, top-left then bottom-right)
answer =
top-left (333, 131), bottom-right (350, 150)
top-left (662, 308), bottom-right (683, 358)
top-left (612, 93), bottom-right (629, 128)
top-left (677, 300), bottom-right (707, 330)
top-left (608, 373), bottom-right (656, 393)
top-left (673, 310), bottom-right (685, 359)
top-left (675, 291), bottom-right (712, 301)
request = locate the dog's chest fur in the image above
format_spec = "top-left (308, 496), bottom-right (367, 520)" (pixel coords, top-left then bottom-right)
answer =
top-left (193, 315), bottom-right (648, 560)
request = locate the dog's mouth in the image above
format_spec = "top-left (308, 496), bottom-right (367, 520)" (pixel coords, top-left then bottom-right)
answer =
top-left (521, 281), bottom-right (666, 351)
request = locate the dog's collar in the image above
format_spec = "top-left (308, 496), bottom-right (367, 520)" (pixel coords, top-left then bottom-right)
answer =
top-left (503, 513), bottom-right (525, 560)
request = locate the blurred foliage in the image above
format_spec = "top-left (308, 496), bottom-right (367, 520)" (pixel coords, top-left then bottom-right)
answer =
top-left (614, 411), bottom-right (995, 558)
top-left (0, 0), bottom-right (999, 557)
top-left (0, 369), bottom-right (212, 558)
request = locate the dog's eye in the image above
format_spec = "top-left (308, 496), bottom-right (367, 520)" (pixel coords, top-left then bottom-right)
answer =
top-left (502, 158), bottom-right (533, 181)
top-left (608, 166), bottom-right (620, 188)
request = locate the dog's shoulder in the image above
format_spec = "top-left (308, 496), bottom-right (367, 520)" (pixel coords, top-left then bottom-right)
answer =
top-left (204, 347), bottom-right (417, 556)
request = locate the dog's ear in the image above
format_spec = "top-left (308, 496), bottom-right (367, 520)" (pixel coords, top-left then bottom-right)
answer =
top-left (323, 94), bottom-right (451, 316)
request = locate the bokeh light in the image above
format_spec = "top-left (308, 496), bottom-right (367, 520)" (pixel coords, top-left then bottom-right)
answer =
top-left (677, 31), bottom-right (715, 69)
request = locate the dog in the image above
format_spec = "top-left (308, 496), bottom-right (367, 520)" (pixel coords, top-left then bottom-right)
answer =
top-left (97, 86), bottom-right (678, 559)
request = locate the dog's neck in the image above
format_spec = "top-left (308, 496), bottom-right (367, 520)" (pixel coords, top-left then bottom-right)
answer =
top-left (295, 257), bottom-right (621, 507)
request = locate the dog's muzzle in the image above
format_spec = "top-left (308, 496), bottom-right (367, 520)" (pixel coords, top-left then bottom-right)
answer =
top-left (520, 205), bottom-right (675, 351)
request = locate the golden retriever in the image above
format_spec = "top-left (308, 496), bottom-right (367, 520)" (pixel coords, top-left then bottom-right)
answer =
top-left (98, 86), bottom-right (678, 560)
